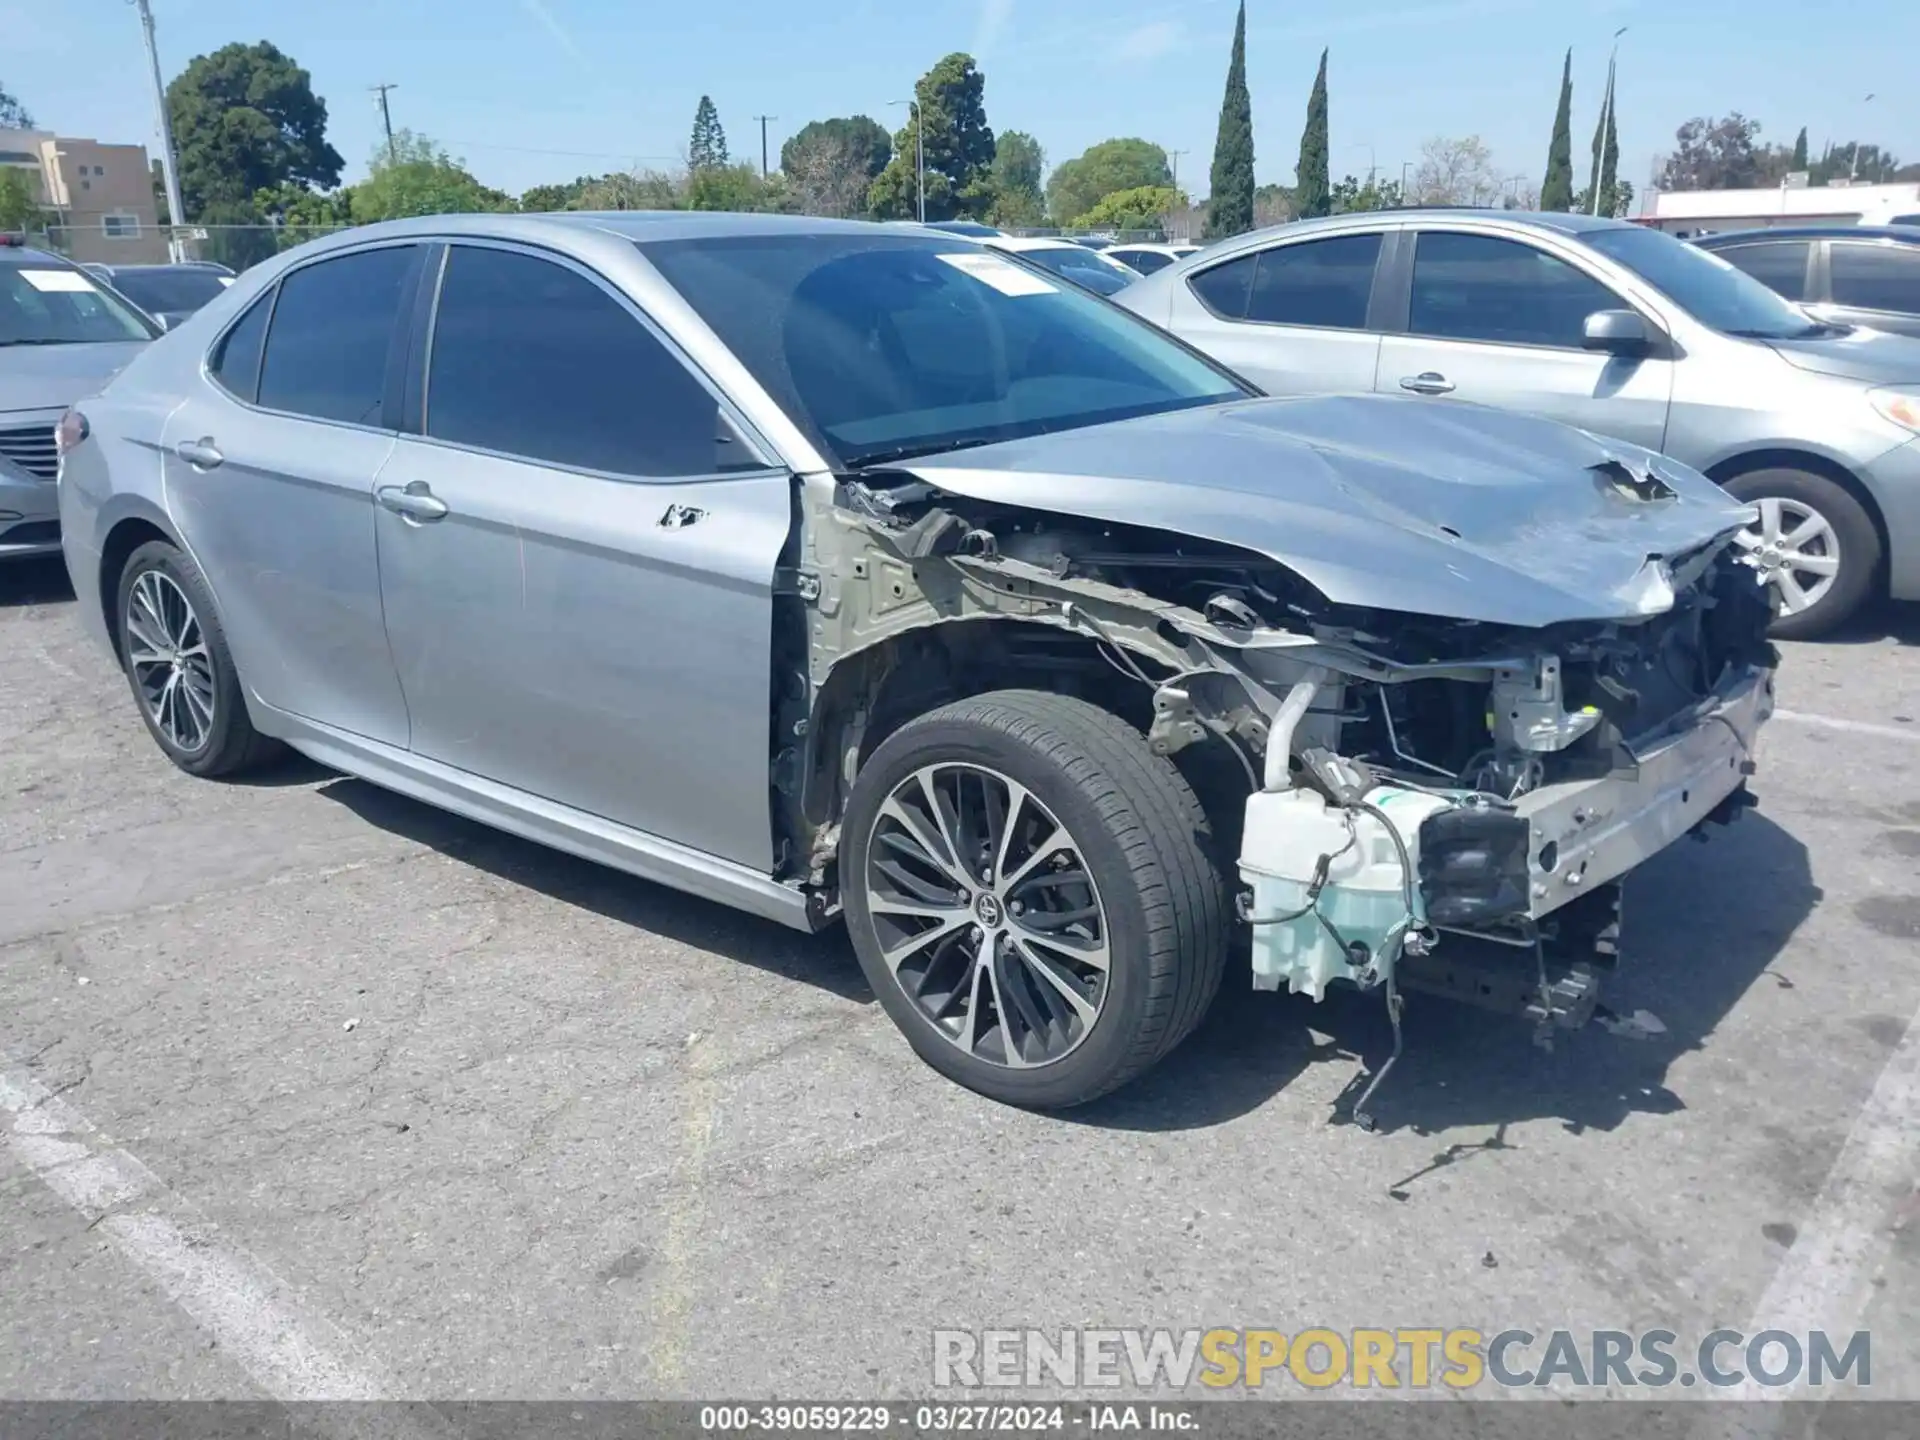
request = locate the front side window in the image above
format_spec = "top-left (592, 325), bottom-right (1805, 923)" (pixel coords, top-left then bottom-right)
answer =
top-left (0, 261), bottom-right (156, 345)
top-left (1830, 243), bottom-right (1920, 315)
top-left (1584, 224), bottom-right (1822, 339)
top-left (1713, 241), bottom-right (1811, 302)
top-left (643, 233), bottom-right (1246, 468)
top-left (1409, 232), bottom-right (1621, 348)
top-left (1246, 234), bottom-right (1382, 329)
top-left (256, 245), bottom-right (422, 426)
top-left (424, 244), bottom-right (757, 477)
top-left (209, 292), bottom-right (272, 402)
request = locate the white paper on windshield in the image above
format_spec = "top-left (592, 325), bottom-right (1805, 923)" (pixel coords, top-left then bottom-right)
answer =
top-left (936, 250), bottom-right (1056, 296)
top-left (18, 268), bottom-right (96, 293)
top-left (218, 276), bottom-right (235, 286)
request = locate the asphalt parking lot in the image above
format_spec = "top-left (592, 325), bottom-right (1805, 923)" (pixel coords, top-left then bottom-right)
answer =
top-left (4, 550), bottom-right (1920, 1406)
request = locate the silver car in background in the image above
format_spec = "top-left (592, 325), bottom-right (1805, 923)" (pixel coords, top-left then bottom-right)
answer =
top-left (57, 213), bottom-right (1775, 1111)
top-left (1, 241), bottom-right (154, 558)
top-left (1118, 211), bottom-right (1920, 637)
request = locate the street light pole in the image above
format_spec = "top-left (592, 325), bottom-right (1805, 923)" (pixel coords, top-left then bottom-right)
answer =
top-left (1849, 94), bottom-right (1876, 183)
top-left (1593, 27), bottom-right (1626, 216)
top-left (130, 0), bottom-right (189, 261)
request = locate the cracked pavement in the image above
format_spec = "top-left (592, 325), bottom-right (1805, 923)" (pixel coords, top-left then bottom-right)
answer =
top-left (4, 552), bottom-right (1920, 1402)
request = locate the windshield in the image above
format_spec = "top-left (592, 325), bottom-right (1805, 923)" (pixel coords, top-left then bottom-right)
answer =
top-left (642, 233), bottom-right (1245, 468)
top-left (1013, 246), bottom-right (1137, 296)
top-left (1584, 226), bottom-right (1828, 339)
top-left (106, 267), bottom-right (231, 317)
top-left (0, 261), bottom-right (156, 344)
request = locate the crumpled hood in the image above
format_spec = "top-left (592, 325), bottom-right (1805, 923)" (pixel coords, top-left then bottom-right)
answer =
top-left (0, 340), bottom-right (148, 417)
top-left (895, 394), bottom-right (1756, 628)
top-left (1765, 323), bottom-right (1920, 382)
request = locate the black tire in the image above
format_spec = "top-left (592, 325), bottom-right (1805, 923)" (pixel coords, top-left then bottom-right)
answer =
top-left (1721, 468), bottom-right (1880, 640)
top-left (115, 539), bottom-right (280, 777)
top-left (841, 690), bottom-right (1228, 1108)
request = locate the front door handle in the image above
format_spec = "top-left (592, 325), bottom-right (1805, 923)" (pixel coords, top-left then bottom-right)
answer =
top-left (377, 481), bottom-right (449, 523)
top-left (1399, 372), bottom-right (1455, 396)
top-left (174, 437), bottom-right (224, 468)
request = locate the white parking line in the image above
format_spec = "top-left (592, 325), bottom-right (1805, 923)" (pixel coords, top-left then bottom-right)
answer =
top-left (1772, 709), bottom-right (1920, 743)
top-left (1, 1065), bottom-right (432, 1415)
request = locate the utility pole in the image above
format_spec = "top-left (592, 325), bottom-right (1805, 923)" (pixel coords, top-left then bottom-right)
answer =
top-left (371, 83), bottom-right (399, 166)
top-left (1167, 148), bottom-right (1189, 191)
top-left (753, 115), bottom-right (777, 178)
top-left (130, 0), bottom-right (190, 262)
top-left (1848, 94), bottom-right (1876, 183)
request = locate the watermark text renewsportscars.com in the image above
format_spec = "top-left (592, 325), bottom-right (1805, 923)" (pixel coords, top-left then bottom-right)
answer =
top-left (932, 1327), bottom-right (1872, 1392)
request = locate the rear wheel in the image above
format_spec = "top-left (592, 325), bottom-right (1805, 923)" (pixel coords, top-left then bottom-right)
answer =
top-left (116, 540), bottom-right (280, 777)
top-left (1723, 468), bottom-right (1880, 640)
top-left (841, 690), bottom-right (1228, 1108)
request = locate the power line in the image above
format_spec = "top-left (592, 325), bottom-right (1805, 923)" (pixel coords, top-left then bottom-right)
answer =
top-left (370, 83), bottom-right (399, 166)
top-left (753, 115), bottom-right (777, 178)
top-left (439, 139), bottom-right (683, 164)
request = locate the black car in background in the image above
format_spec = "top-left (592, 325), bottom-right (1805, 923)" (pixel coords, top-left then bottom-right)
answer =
top-left (1693, 225), bottom-right (1920, 338)
top-left (80, 261), bottom-right (235, 330)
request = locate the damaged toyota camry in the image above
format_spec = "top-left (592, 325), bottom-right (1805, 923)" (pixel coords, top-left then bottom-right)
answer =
top-left (57, 214), bottom-right (1777, 1112)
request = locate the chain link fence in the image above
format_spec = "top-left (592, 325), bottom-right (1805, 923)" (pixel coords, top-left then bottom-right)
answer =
top-left (28, 223), bottom-right (355, 271)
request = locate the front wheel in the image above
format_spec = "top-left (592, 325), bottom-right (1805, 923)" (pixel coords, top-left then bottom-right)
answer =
top-left (1723, 468), bottom-right (1880, 640)
top-left (841, 690), bottom-right (1228, 1108)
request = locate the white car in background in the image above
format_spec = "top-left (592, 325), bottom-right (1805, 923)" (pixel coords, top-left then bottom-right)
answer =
top-left (1105, 243), bottom-right (1201, 276)
top-left (985, 235), bottom-right (1141, 295)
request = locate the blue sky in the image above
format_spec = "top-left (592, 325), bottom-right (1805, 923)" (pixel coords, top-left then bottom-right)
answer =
top-left (7, 0), bottom-right (1916, 207)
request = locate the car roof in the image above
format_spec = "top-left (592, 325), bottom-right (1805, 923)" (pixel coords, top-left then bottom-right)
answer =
top-left (1692, 224), bottom-right (1920, 244)
top-left (987, 235), bottom-right (1090, 253)
top-left (0, 243), bottom-right (79, 268)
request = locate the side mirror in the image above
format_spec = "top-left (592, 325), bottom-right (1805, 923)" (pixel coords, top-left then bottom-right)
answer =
top-left (1582, 308), bottom-right (1651, 355)
top-left (152, 314), bottom-right (172, 333)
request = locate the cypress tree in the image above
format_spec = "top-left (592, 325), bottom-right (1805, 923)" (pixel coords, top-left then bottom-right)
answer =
top-left (1540, 49), bottom-right (1574, 211)
top-left (1791, 127), bottom-right (1809, 171)
top-left (689, 96), bottom-right (729, 171)
top-left (1598, 94), bottom-right (1620, 215)
top-left (1204, 1), bottom-right (1255, 240)
top-left (1294, 49), bottom-right (1331, 219)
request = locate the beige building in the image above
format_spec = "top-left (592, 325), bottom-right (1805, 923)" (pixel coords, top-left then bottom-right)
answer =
top-left (0, 128), bottom-right (169, 263)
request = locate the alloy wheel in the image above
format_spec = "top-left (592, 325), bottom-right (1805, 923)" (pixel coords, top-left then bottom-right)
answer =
top-left (1734, 495), bottom-right (1841, 617)
top-left (863, 763), bottom-right (1110, 1069)
top-left (125, 569), bottom-right (216, 753)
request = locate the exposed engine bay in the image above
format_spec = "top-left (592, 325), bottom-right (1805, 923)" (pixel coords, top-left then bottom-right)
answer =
top-left (781, 448), bottom-right (1777, 1122)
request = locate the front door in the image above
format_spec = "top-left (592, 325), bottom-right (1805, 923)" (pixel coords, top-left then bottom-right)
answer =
top-left (161, 243), bottom-right (425, 746)
top-left (1374, 229), bottom-right (1674, 452)
top-left (373, 241), bottom-right (793, 871)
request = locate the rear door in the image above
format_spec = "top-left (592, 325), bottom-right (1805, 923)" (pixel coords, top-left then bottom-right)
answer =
top-left (1171, 231), bottom-right (1386, 395)
top-left (372, 240), bottom-right (793, 870)
top-left (1373, 228), bottom-right (1673, 451)
top-left (161, 242), bottom-right (425, 746)
top-left (1813, 239), bottom-right (1920, 338)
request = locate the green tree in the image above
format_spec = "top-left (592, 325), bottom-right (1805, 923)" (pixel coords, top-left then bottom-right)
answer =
top-left (685, 162), bottom-right (777, 212)
top-left (868, 53), bottom-right (997, 221)
top-left (521, 176), bottom-right (595, 211)
top-left (253, 180), bottom-right (352, 250)
top-left (1046, 139), bottom-right (1170, 228)
top-left (580, 170), bottom-right (682, 210)
top-left (988, 130), bottom-right (1045, 226)
top-left (167, 41), bottom-right (343, 219)
top-left (348, 132), bottom-right (514, 222)
top-left (782, 129), bottom-right (874, 216)
top-left (1658, 115), bottom-right (1798, 191)
top-left (781, 117), bottom-right (890, 182)
top-left (1580, 57), bottom-right (1621, 215)
top-left (689, 96), bottom-right (729, 170)
top-left (1293, 49), bottom-right (1331, 219)
top-left (1811, 141), bottom-right (1902, 185)
top-left (0, 79), bottom-right (33, 129)
top-left (1329, 173), bottom-right (1401, 213)
top-left (1540, 48), bottom-right (1574, 211)
top-left (0, 168), bottom-right (44, 232)
top-left (1072, 185), bottom-right (1185, 231)
top-left (1790, 127), bottom-right (1809, 172)
top-left (1204, 0), bottom-right (1255, 240)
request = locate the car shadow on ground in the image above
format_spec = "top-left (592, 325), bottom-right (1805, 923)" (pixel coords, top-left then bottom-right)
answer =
top-left (0, 554), bottom-right (75, 608)
top-left (321, 768), bottom-right (1816, 1143)
top-left (316, 775), bottom-right (871, 1002)
top-left (1820, 597), bottom-right (1920, 647)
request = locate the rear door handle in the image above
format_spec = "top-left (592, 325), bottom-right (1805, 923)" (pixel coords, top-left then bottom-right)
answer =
top-left (1399, 372), bottom-right (1455, 395)
top-left (174, 437), bottom-right (224, 468)
top-left (376, 481), bottom-right (449, 523)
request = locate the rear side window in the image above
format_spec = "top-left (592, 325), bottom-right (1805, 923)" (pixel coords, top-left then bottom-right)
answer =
top-left (424, 244), bottom-right (754, 477)
top-left (1409, 232), bottom-right (1621, 348)
top-left (209, 292), bottom-right (272, 403)
top-left (1188, 253), bottom-right (1257, 318)
top-left (1714, 241), bottom-right (1811, 302)
top-left (257, 245), bottom-right (422, 426)
top-left (1118, 250), bottom-right (1173, 275)
top-left (1830, 243), bottom-right (1920, 315)
top-left (1246, 234), bottom-right (1382, 328)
